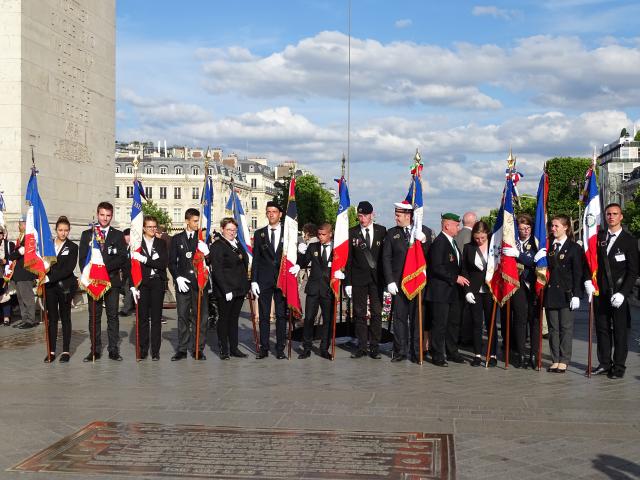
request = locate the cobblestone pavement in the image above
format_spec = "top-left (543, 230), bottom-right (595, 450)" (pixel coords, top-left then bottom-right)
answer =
top-left (0, 302), bottom-right (638, 480)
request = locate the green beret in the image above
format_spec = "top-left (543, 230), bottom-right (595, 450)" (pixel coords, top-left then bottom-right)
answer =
top-left (441, 212), bottom-right (460, 222)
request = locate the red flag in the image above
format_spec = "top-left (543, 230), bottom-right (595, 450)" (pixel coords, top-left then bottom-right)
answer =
top-left (193, 228), bottom-right (208, 290)
top-left (277, 179), bottom-right (302, 318)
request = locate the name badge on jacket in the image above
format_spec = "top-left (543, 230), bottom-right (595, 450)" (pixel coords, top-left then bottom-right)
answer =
top-left (615, 253), bottom-right (626, 262)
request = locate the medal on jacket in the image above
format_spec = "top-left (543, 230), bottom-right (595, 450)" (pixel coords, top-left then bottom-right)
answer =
top-left (559, 253), bottom-right (565, 260)
top-left (186, 251), bottom-right (192, 259)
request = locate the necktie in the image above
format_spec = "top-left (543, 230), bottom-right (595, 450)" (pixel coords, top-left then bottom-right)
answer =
top-left (452, 238), bottom-right (459, 262)
top-left (403, 227), bottom-right (410, 241)
top-left (553, 242), bottom-right (560, 252)
top-left (606, 232), bottom-right (615, 246)
top-left (365, 228), bottom-right (371, 248)
top-left (322, 244), bottom-right (329, 265)
top-left (270, 228), bottom-right (276, 249)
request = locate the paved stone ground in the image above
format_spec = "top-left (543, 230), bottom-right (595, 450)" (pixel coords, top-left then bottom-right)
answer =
top-left (0, 301), bottom-right (639, 480)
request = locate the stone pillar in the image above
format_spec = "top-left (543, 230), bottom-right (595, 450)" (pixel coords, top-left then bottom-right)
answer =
top-left (0, 0), bottom-right (115, 237)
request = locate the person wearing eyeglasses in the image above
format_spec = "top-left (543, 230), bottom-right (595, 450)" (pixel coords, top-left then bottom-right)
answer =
top-left (209, 217), bottom-right (250, 360)
top-left (130, 216), bottom-right (168, 361)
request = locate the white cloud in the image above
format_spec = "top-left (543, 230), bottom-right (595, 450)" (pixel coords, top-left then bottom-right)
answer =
top-left (394, 19), bottom-right (412, 28)
top-left (472, 5), bottom-right (516, 20)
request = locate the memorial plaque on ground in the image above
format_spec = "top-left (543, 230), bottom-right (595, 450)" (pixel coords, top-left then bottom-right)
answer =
top-left (11, 421), bottom-right (455, 479)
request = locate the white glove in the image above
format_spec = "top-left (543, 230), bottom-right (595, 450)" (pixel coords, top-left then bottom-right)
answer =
top-left (584, 280), bottom-right (596, 297)
top-left (345, 285), bottom-right (352, 298)
top-left (415, 230), bottom-right (426, 243)
top-left (132, 251), bottom-right (147, 263)
top-left (176, 276), bottom-right (191, 293)
top-left (533, 248), bottom-right (547, 262)
top-left (465, 292), bottom-right (476, 304)
top-left (611, 293), bottom-right (624, 308)
top-left (569, 296), bottom-right (580, 311)
top-left (225, 292), bottom-right (233, 302)
top-left (18, 246), bottom-right (25, 255)
top-left (387, 282), bottom-right (399, 295)
top-left (251, 282), bottom-right (260, 298)
top-left (502, 246), bottom-right (518, 258)
top-left (130, 287), bottom-right (140, 304)
top-left (43, 275), bottom-right (50, 284)
top-left (298, 243), bottom-right (308, 254)
top-left (43, 260), bottom-right (50, 271)
top-left (197, 241), bottom-right (210, 255)
top-left (334, 270), bottom-right (345, 280)
top-left (288, 264), bottom-right (301, 276)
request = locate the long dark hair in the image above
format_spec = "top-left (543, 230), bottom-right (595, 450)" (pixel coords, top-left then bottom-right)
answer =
top-left (471, 220), bottom-right (491, 245)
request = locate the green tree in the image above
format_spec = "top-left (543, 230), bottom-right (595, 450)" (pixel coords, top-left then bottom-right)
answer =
top-left (546, 157), bottom-right (591, 230)
top-left (515, 194), bottom-right (537, 218)
top-left (142, 200), bottom-right (172, 230)
top-left (620, 127), bottom-right (629, 138)
top-left (296, 174), bottom-right (338, 226)
top-left (634, 130), bottom-right (640, 142)
top-left (623, 187), bottom-right (640, 237)
top-left (480, 207), bottom-right (499, 231)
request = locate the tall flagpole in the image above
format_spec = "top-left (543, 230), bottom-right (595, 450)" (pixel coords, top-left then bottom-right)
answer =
top-left (346, 0), bottom-right (351, 185)
top-left (132, 155), bottom-right (141, 362)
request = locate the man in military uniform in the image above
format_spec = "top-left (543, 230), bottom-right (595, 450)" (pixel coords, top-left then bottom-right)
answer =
top-left (345, 201), bottom-right (386, 359)
top-left (382, 202), bottom-right (432, 362)
top-left (426, 213), bottom-right (468, 367)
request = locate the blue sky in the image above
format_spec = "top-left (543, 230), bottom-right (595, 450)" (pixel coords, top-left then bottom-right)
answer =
top-left (116, 0), bottom-right (640, 227)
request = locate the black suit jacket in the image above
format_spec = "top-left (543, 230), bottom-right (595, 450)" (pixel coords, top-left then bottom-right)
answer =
top-left (544, 239), bottom-right (583, 309)
top-left (298, 242), bottom-right (333, 297)
top-left (251, 223), bottom-right (284, 289)
top-left (460, 243), bottom-right (488, 296)
top-left (382, 225), bottom-right (432, 287)
top-left (79, 226), bottom-right (128, 288)
top-left (425, 232), bottom-right (462, 304)
top-left (210, 238), bottom-right (250, 298)
top-left (345, 223), bottom-right (386, 287)
top-left (168, 230), bottom-right (209, 288)
top-left (137, 237), bottom-right (168, 283)
top-left (595, 229), bottom-right (639, 298)
top-left (46, 240), bottom-right (78, 292)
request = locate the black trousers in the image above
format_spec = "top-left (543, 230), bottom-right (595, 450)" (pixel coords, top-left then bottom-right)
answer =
top-left (429, 300), bottom-right (461, 362)
top-left (88, 288), bottom-right (120, 354)
top-left (175, 286), bottom-right (208, 354)
top-left (595, 297), bottom-right (630, 371)
top-left (258, 286), bottom-right (287, 354)
top-left (351, 283), bottom-right (382, 352)
top-left (511, 285), bottom-right (539, 356)
top-left (302, 292), bottom-right (334, 352)
top-left (138, 276), bottom-right (164, 356)
top-left (45, 284), bottom-right (73, 353)
top-left (217, 296), bottom-right (244, 354)
top-left (391, 292), bottom-right (422, 358)
top-left (469, 291), bottom-right (496, 356)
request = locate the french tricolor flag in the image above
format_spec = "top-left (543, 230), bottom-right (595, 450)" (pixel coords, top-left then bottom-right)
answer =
top-left (129, 179), bottom-right (145, 288)
top-left (225, 183), bottom-right (253, 266)
top-left (582, 152), bottom-right (600, 295)
top-left (330, 176), bottom-right (350, 297)
top-left (277, 178), bottom-right (301, 318)
top-left (80, 227), bottom-right (111, 300)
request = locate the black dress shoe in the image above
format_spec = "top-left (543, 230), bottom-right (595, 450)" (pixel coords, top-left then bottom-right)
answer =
top-left (369, 351), bottom-right (381, 359)
top-left (607, 368), bottom-right (625, 379)
top-left (591, 365), bottom-right (611, 375)
top-left (256, 350), bottom-right (269, 359)
top-left (432, 358), bottom-right (448, 367)
top-left (151, 354), bottom-right (160, 361)
top-left (18, 322), bottom-right (36, 329)
top-left (59, 353), bottom-right (70, 363)
top-left (219, 353), bottom-right (230, 360)
top-left (83, 352), bottom-right (101, 362)
top-left (319, 351), bottom-right (332, 360)
top-left (448, 355), bottom-right (465, 364)
top-left (512, 354), bottom-right (522, 369)
top-left (298, 350), bottom-right (311, 359)
top-left (350, 350), bottom-right (367, 359)
top-left (488, 357), bottom-right (497, 367)
top-left (44, 354), bottom-right (56, 363)
top-left (139, 352), bottom-right (148, 360)
top-left (108, 352), bottom-right (123, 361)
top-left (391, 355), bottom-right (406, 363)
top-left (276, 352), bottom-right (287, 360)
top-left (230, 350), bottom-right (248, 358)
top-left (471, 357), bottom-right (482, 367)
top-left (12, 321), bottom-right (24, 328)
top-left (171, 351), bottom-right (187, 361)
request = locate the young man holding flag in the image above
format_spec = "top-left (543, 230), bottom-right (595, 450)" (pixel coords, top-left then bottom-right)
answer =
top-left (8, 217), bottom-right (37, 329)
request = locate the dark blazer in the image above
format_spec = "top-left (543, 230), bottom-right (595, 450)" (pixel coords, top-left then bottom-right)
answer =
top-left (8, 236), bottom-right (36, 282)
top-left (137, 237), bottom-right (168, 283)
top-left (345, 223), bottom-right (386, 287)
top-left (251, 223), bottom-right (284, 288)
top-left (210, 237), bottom-right (250, 299)
top-left (298, 242), bottom-right (333, 297)
top-left (515, 236), bottom-right (537, 289)
top-left (544, 239), bottom-right (583, 309)
top-left (168, 230), bottom-right (209, 287)
top-left (425, 232), bottom-right (462, 304)
top-left (382, 225), bottom-right (432, 287)
top-left (79, 226), bottom-right (127, 288)
top-left (460, 242), bottom-right (488, 296)
top-left (46, 240), bottom-right (78, 292)
top-left (595, 229), bottom-right (639, 298)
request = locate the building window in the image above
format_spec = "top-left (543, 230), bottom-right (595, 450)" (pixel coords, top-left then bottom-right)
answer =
top-left (160, 166), bottom-right (167, 174)
top-left (251, 178), bottom-right (257, 188)
top-left (251, 197), bottom-right (257, 209)
top-left (207, 167), bottom-right (213, 175)
top-left (173, 208), bottom-right (181, 223)
top-left (251, 217), bottom-right (257, 230)
top-left (145, 187), bottom-right (152, 199)
top-left (115, 207), bottom-right (120, 220)
top-left (115, 186), bottom-right (120, 198)
top-left (174, 187), bottom-right (181, 199)
top-left (160, 187), bottom-right (167, 199)
top-left (145, 165), bottom-right (153, 174)
top-left (126, 207), bottom-right (131, 219)
top-left (192, 187), bottom-right (199, 200)
top-left (175, 166), bottom-right (183, 175)
top-left (115, 165), bottom-right (120, 173)
top-left (160, 207), bottom-right (168, 215)
top-left (126, 186), bottom-right (133, 198)
top-left (191, 166), bottom-right (199, 175)
top-left (126, 165), bottom-right (133, 174)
